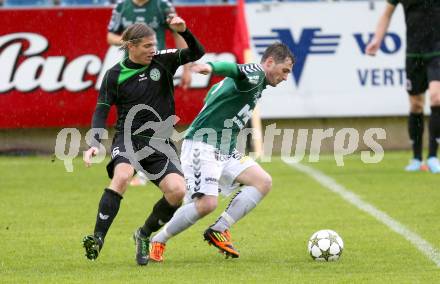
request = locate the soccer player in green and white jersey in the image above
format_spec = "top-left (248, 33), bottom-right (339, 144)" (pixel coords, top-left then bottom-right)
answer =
top-left (149, 43), bottom-right (294, 261)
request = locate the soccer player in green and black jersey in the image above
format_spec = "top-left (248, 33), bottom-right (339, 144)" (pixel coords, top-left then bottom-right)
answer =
top-left (148, 43), bottom-right (294, 262)
top-left (82, 18), bottom-right (204, 265)
top-left (107, 0), bottom-right (192, 186)
top-left (366, 0), bottom-right (440, 173)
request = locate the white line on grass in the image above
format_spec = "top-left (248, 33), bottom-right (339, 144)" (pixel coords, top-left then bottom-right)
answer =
top-left (284, 160), bottom-right (440, 268)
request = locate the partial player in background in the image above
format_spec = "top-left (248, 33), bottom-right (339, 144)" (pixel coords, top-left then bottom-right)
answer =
top-left (107, 0), bottom-right (193, 186)
top-left (82, 19), bottom-right (204, 265)
top-left (366, 0), bottom-right (440, 173)
top-left (107, 0), bottom-right (191, 87)
top-left (148, 43), bottom-right (294, 262)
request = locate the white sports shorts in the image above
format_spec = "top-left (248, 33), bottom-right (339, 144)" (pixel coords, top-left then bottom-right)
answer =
top-left (181, 139), bottom-right (257, 202)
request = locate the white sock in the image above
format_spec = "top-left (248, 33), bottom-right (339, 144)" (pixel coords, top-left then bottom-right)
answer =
top-left (152, 202), bottom-right (200, 243)
top-left (211, 186), bottom-right (263, 232)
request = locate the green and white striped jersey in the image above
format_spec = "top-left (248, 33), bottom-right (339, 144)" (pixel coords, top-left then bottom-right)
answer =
top-left (185, 63), bottom-right (268, 154)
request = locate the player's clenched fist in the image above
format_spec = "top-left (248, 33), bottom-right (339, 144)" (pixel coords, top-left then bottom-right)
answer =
top-left (83, 147), bottom-right (99, 167)
top-left (167, 15), bottom-right (186, 33)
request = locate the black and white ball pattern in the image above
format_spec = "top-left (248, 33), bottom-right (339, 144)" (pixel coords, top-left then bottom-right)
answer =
top-left (308, 229), bottom-right (344, 261)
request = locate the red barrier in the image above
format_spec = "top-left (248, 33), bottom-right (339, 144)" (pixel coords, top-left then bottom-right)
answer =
top-left (0, 6), bottom-right (244, 128)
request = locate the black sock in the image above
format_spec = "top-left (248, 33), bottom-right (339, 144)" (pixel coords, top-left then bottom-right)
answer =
top-left (428, 106), bottom-right (440, 158)
top-left (408, 112), bottom-right (424, 160)
top-left (94, 188), bottom-right (123, 240)
top-left (141, 196), bottom-right (179, 238)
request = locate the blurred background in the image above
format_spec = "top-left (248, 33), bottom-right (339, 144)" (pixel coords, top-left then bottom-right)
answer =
top-left (0, 0), bottom-right (418, 156)
top-left (2, 3), bottom-right (440, 281)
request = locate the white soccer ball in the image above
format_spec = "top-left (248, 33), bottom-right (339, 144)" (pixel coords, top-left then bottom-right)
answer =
top-left (308, 229), bottom-right (344, 261)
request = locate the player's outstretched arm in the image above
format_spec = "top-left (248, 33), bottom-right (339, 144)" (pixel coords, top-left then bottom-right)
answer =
top-left (191, 63), bottom-right (212, 75)
top-left (366, 3), bottom-right (396, 56)
top-left (192, 61), bottom-right (242, 79)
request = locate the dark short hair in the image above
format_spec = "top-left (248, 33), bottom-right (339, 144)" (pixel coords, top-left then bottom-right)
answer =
top-left (120, 23), bottom-right (156, 50)
top-left (260, 42), bottom-right (295, 65)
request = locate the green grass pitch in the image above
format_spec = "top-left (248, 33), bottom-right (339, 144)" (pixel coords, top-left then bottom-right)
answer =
top-left (1, 152), bottom-right (439, 283)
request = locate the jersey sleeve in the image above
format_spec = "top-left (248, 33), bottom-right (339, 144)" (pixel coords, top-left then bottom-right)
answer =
top-left (153, 49), bottom-right (181, 75)
top-left (235, 63), bottom-right (266, 91)
top-left (154, 29), bottom-right (205, 74)
top-left (107, 0), bottom-right (125, 34)
top-left (90, 70), bottom-right (118, 146)
top-left (176, 29), bottom-right (205, 64)
top-left (97, 70), bottom-right (117, 107)
top-left (386, 0), bottom-right (398, 6)
top-left (206, 62), bottom-right (264, 91)
top-left (208, 62), bottom-right (244, 79)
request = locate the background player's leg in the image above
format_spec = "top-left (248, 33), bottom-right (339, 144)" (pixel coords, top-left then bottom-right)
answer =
top-left (406, 95), bottom-right (425, 171)
top-left (427, 80), bottom-right (440, 173)
top-left (130, 171), bottom-right (148, 186)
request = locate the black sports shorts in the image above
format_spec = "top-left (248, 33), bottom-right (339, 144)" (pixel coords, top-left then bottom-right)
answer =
top-left (106, 134), bottom-right (183, 186)
top-left (406, 56), bottom-right (440, 95)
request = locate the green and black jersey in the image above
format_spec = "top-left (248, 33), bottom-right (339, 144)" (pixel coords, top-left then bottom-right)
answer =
top-left (185, 62), bottom-right (268, 154)
top-left (387, 0), bottom-right (440, 58)
top-left (91, 29), bottom-right (204, 144)
top-left (108, 0), bottom-right (175, 50)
